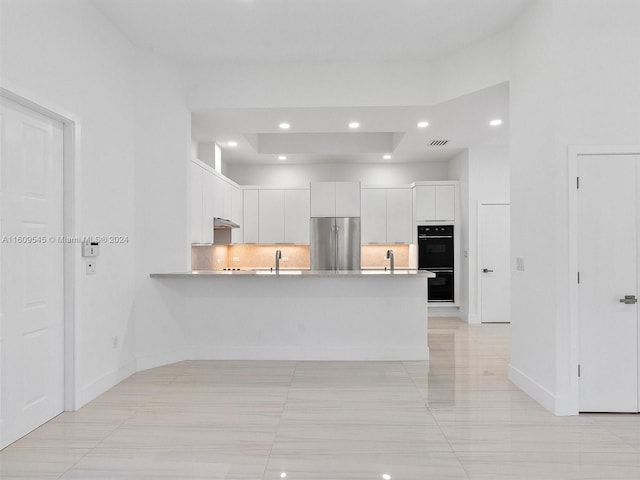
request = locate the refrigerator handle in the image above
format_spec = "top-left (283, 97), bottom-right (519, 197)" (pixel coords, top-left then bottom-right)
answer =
top-left (334, 225), bottom-right (339, 271)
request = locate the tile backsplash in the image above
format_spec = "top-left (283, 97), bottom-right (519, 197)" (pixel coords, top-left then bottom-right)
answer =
top-left (192, 243), bottom-right (413, 270)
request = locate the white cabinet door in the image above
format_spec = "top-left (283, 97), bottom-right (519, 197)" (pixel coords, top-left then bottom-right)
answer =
top-left (335, 181), bottom-right (361, 217)
top-left (310, 182), bottom-right (336, 217)
top-left (361, 188), bottom-right (387, 244)
top-left (386, 188), bottom-right (413, 243)
top-left (414, 185), bottom-right (436, 221)
top-left (201, 169), bottom-right (215, 244)
top-left (190, 162), bottom-right (203, 243)
top-left (435, 185), bottom-right (455, 221)
top-left (231, 185), bottom-right (243, 244)
top-left (259, 189), bottom-right (285, 244)
top-left (243, 189), bottom-right (259, 243)
top-left (284, 189), bottom-right (310, 243)
top-left (414, 184), bottom-right (455, 222)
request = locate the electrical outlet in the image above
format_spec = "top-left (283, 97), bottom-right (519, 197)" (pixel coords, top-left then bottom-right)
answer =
top-left (86, 260), bottom-right (96, 275)
top-left (112, 336), bottom-right (118, 349)
top-left (232, 257), bottom-right (240, 262)
top-left (516, 257), bottom-right (525, 271)
top-left (283, 256), bottom-right (289, 262)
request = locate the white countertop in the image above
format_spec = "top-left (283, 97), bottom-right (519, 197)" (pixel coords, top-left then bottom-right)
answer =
top-left (150, 269), bottom-right (435, 278)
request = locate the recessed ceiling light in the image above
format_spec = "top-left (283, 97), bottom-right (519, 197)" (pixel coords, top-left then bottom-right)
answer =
top-left (279, 123), bottom-right (291, 130)
top-left (227, 141), bottom-right (238, 147)
top-left (417, 121), bottom-right (429, 128)
top-left (489, 119), bottom-right (503, 126)
top-left (382, 475), bottom-right (391, 480)
top-left (348, 122), bottom-right (360, 129)
top-left (280, 473), bottom-right (287, 479)
top-left (278, 155), bottom-right (287, 160)
top-left (383, 154), bottom-right (391, 160)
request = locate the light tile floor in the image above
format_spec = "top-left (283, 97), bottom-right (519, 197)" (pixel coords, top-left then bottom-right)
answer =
top-left (1, 317), bottom-right (639, 479)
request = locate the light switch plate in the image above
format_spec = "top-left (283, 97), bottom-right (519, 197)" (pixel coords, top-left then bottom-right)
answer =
top-left (516, 257), bottom-right (525, 271)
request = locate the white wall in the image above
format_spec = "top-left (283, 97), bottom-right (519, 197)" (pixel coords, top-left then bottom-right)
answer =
top-left (509, 0), bottom-right (640, 414)
top-left (225, 161), bottom-right (451, 187)
top-left (131, 50), bottom-right (192, 373)
top-left (1, 0), bottom-right (137, 406)
top-left (1, 0), bottom-right (191, 407)
top-left (448, 147), bottom-right (510, 324)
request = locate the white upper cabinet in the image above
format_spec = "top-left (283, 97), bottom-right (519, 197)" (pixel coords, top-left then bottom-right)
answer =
top-left (258, 190), bottom-right (285, 244)
top-left (335, 181), bottom-right (361, 217)
top-left (386, 188), bottom-right (413, 243)
top-left (310, 181), bottom-right (360, 217)
top-left (201, 168), bottom-right (215, 244)
top-left (243, 189), bottom-right (259, 243)
top-left (361, 187), bottom-right (413, 244)
top-left (231, 185), bottom-right (243, 244)
top-left (284, 189), bottom-right (310, 244)
top-left (414, 184), bottom-right (455, 222)
top-left (190, 162), bottom-right (204, 243)
top-left (310, 182), bottom-right (336, 217)
top-left (361, 188), bottom-right (387, 244)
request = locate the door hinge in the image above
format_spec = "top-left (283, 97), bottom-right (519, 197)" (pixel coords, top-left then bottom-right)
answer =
top-left (577, 271), bottom-right (580, 284)
top-left (577, 177), bottom-right (580, 189)
top-left (578, 364), bottom-right (581, 377)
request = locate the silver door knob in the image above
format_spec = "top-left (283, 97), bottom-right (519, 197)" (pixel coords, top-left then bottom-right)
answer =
top-left (483, 268), bottom-right (494, 273)
top-left (619, 295), bottom-right (637, 304)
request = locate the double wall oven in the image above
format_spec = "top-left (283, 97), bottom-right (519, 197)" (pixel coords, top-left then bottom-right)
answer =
top-left (418, 225), bottom-right (454, 303)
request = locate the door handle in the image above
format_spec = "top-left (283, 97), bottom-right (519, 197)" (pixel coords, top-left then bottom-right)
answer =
top-left (619, 295), bottom-right (637, 304)
top-left (483, 268), bottom-right (494, 273)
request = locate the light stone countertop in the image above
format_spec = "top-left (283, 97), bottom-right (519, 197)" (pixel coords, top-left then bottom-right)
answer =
top-left (150, 269), bottom-right (435, 278)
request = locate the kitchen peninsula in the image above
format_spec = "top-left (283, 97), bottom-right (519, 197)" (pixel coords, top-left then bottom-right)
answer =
top-left (150, 269), bottom-right (432, 361)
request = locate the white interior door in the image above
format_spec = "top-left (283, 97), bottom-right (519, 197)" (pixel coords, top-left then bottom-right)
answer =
top-left (0, 99), bottom-right (65, 448)
top-left (578, 154), bottom-right (639, 412)
top-left (479, 204), bottom-right (510, 323)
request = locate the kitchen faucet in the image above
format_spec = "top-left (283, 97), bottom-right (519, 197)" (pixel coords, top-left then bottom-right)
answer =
top-left (275, 249), bottom-right (282, 273)
top-left (386, 249), bottom-right (394, 272)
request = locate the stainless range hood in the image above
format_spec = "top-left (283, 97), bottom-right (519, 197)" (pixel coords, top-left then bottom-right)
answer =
top-left (214, 217), bottom-right (240, 229)
top-left (213, 217), bottom-right (239, 245)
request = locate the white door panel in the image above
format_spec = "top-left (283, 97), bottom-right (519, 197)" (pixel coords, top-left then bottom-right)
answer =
top-left (578, 154), bottom-right (639, 412)
top-left (479, 204), bottom-right (510, 323)
top-left (1, 99), bottom-right (65, 448)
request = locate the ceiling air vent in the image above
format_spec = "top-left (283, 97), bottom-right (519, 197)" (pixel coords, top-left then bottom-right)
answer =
top-left (428, 140), bottom-right (449, 146)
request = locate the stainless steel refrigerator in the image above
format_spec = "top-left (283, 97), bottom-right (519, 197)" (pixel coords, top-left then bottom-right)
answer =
top-left (310, 217), bottom-right (361, 271)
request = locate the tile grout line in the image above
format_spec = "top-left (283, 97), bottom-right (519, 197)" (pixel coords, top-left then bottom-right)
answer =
top-left (53, 364), bottom-right (189, 479)
top-left (260, 360), bottom-right (298, 480)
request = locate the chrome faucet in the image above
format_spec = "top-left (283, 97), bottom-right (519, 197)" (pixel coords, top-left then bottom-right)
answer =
top-left (275, 249), bottom-right (282, 273)
top-left (386, 249), bottom-right (394, 272)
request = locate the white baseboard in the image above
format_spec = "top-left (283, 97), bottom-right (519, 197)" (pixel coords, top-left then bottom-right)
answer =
top-left (135, 347), bottom-right (190, 372)
top-left (428, 306), bottom-right (460, 317)
top-left (191, 346), bottom-right (429, 361)
top-left (508, 363), bottom-right (566, 415)
top-left (75, 360), bottom-right (136, 410)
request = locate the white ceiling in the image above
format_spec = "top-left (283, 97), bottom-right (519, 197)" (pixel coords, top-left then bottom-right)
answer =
top-left (92, 0), bottom-right (521, 165)
top-left (192, 82), bottom-right (509, 165)
top-left (92, 0), bottom-right (528, 64)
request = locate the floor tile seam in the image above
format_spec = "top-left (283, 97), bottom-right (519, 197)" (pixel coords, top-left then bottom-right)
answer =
top-left (262, 360), bottom-right (299, 478)
top-left (399, 359), bottom-right (471, 478)
top-left (55, 370), bottom-right (178, 477)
